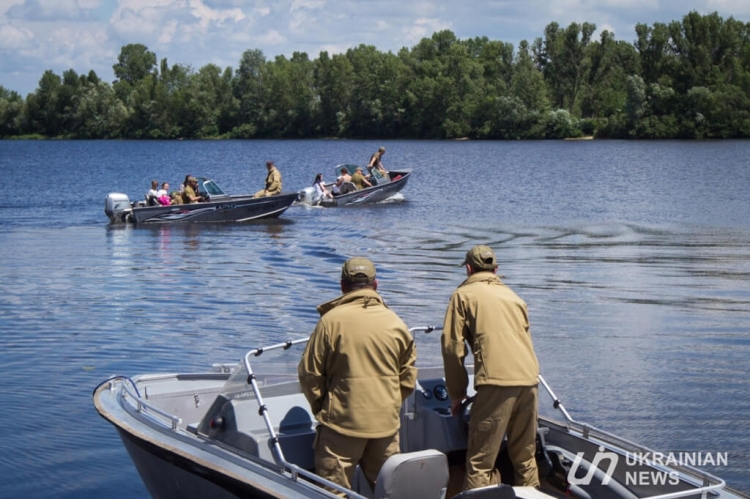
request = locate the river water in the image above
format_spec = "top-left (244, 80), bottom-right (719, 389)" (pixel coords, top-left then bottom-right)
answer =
top-left (0, 139), bottom-right (748, 498)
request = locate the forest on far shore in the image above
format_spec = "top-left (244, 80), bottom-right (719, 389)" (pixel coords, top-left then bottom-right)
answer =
top-left (2, 11), bottom-right (750, 140)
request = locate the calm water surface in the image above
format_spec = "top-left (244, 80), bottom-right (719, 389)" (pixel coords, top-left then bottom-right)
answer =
top-left (0, 139), bottom-right (749, 499)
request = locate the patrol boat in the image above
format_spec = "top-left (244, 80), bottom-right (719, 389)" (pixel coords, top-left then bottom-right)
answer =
top-left (93, 327), bottom-right (747, 499)
top-left (104, 177), bottom-right (300, 224)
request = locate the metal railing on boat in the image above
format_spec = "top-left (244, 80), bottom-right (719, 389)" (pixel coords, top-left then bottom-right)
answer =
top-left (236, 326), bottom-right (446, 498)
top-left (537, 375), bottom-right (726, 499)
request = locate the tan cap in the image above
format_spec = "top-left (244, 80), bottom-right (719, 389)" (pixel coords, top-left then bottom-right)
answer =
top-left (341, 257), bottom-right (376, 283)
top-left (461, 245), bottom-right (497, 271)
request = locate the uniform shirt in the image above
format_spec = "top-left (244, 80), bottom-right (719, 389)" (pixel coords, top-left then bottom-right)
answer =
top-left (441, 272), bottom-right (539, 401)
top-left (299, 289), bottom-right (417, 438)
top-left (351, 171), bottom-right (370, 190)
top-left (264, 167), bottom-right (282, 195)
top-left (181, 184), bottom-right (199, 204)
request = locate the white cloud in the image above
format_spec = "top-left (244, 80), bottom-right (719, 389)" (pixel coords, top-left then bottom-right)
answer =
top-left (402, 17), bottom-right (452, 46)
top-left (596, 22), bottom-right (617, 37)
top-left (707, 0), bottom-right (750, 15)
top-left (0, 0), bottom-right (25, 16)
top-left (258, 28), bottom-right (287, 46)
top-left (0, 22), bottom-right (34, 49)
top-left (290, 0), bottom-right (325, 11)
top-left (2, 0), bottom-right (750, 95)
top-left (6, 0), bottom-right (99, 21)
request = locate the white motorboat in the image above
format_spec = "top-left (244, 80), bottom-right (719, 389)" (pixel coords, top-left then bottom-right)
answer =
top-left (93, 327), bottom-right (747, 499)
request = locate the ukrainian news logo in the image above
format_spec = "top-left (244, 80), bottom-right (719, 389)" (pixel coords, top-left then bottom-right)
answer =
top-left (567, 446), bottom-right (728, 486)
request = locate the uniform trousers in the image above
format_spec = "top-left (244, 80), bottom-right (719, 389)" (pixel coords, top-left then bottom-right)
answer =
top-left (313, 424), bottom-right (400, 497)
top-left (464, 384), bottom-right (540, 490)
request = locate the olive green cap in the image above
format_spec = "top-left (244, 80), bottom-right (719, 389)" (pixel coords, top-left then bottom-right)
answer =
top-left (460, 245), bottom-right (497, 271)
top-left (341, 257), bottom-right (376, 283)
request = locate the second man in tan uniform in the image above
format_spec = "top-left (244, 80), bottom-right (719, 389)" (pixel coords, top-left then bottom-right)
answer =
top-left (442, 245), bottom-right (541, 491)
top-left (298, 257), bottom-right (417, 495)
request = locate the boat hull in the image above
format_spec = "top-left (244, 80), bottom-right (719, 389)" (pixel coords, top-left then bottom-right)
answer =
top-left (129, 193), bottom-right (299, 224)
top-left (95, 377), bottom-right (322, 499)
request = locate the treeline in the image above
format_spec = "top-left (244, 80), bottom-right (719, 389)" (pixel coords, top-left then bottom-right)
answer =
top-left (2, 10), bottom-right (750, 140)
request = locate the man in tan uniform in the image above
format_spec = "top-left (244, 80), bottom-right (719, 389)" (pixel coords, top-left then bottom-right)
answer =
top-left (351, 167), bottom-right (372, 190)
top-left (442, 245), bottom-right (540, 491)
top-left (298, 257), bottom-right (417, 495)
top-left (253, 160), bottom-right (282, 197)
top-left (181, 176), bottom-right (204, 203)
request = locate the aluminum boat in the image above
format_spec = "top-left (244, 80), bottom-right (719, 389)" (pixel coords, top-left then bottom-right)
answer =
top-left (104, 177), bottom-right (299, 224)
top-left (299, 166), bottom-right (411, 207)
top-left (93, 327), bottom-right (747, 499)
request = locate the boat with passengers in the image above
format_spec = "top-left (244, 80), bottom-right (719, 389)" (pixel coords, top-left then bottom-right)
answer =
top-left (299, 165), bottom-right (411, 207)
top-left (104, 176), bottom-right (300, 224)
top-left (92, 326), bottom-right (747, 499)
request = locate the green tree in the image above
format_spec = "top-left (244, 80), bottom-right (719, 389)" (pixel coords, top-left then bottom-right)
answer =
top-left (263, 52), bottom-right (317, 137)
top-left (74, 81), bottom-right (129, 138)
top-left (314, 51), bottom-right (355, 136)
top-left (536, 21), bottom-right (596, 113)
top-left (113, 43), bottom-right (157, 85)
top-left (0, 86), bottom-right (24, 136)
top-left (511, 40), bottom-right (549, 113)
top-left (233, 49), bottom-right (268, 137)
top-left (26, 70), bottom-right (63, 136)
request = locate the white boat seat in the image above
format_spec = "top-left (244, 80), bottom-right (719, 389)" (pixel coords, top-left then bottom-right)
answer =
top-left (372, 449), bottom-right (448, 499)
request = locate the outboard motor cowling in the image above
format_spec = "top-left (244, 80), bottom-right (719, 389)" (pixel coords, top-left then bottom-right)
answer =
top-left (298, 186), bottom-right (318, 206)
top-left (105, 193), bottom-right (132, 223)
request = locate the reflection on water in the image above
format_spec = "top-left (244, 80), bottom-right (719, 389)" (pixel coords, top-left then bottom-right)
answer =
top-left (0, 140), bottom-right (749, 499)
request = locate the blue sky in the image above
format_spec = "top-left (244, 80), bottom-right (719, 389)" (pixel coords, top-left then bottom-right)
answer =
top-left (2, 0), bottom-right (749, 97)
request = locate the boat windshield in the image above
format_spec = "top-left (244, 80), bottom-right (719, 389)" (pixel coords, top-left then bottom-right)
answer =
top-left (199, 178), bottom-right (227, 197)
top-left (216, 357), bottom-right (301, 399)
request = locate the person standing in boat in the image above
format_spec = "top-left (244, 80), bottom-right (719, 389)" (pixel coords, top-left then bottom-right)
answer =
top-left (351, 167), bottom-right (372, 190)
top-left (181, 176), bottom-right (204, 204)
top-left (367, 146), bottom-right (388, 178)
top-left (253, 160), bottom-right (282, 197)
top-left (298, 257), bottom-right (417, 495)
top-left (441, 245), bottom-right (540, 491)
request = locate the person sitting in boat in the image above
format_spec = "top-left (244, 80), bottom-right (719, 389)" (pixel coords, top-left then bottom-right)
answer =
top-left (181, 176), bottom-right (204, 204)
top-left (351, 167), bottom-right (372, 190)
top-left (146, 179), bottom-right (160, 206)
top-left (156, 182), bottom-right (171, 206)
top-left (253, 161), bottom-right (282, 197)
top-left (332, 167), bottom-right (355, 195)
top-left (312, 173), bottom-right (333, 201)
top-left (367, 146), bottom-right (388, 179)
top-left (179, 175), bottom-right (191, 193)
top-left (298, 257), bottom-right (416, 495)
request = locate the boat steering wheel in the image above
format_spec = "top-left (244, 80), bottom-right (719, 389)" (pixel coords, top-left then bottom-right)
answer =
top-left (458, 395), bottom-right (476, 434)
